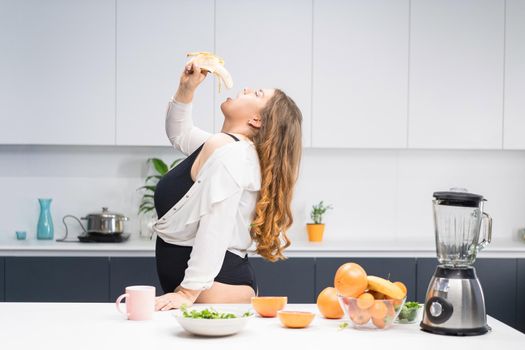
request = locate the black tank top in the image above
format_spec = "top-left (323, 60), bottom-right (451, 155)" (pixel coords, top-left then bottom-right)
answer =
top-left (154, 133), bottom-right (240, 218)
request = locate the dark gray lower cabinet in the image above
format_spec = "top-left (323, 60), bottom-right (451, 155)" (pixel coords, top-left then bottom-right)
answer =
top-left (475, 259), bottom-right (517, 328)
top-left (109, 257), bottom-right (162, 300)
top-left (250, 257), bottom-right (315, 303)
top-left (315, 258), bottom-right (417, 301)
top-left (5, 257), bottom-right (109, 302)
top-left (416, 258), bottom-right (517, 328)
top-left (517, 260), bottom-right (525, 333)
top-left (0, 257), bottom-right (5, 302)
top-left (415, 258), bottom-right (436, 303)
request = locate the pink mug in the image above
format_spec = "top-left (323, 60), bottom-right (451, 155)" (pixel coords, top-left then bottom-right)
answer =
top-left (115, 285), bottom-right (155, 321)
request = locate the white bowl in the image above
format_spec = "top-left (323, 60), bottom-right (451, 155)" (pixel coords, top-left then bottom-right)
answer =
top-left (172, 306), bottom-right (254, 336)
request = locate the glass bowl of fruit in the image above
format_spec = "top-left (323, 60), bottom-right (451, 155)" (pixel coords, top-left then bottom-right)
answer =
top-left (338, 294), bottom-right (406, 330)
top-left (332, 263), bottom-right (408, 330)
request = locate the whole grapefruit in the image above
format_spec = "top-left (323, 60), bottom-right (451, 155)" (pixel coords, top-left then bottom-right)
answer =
top-left (334, 262), bottom-right (368, 297)
top-left (316, 287), bottom-right (344, 319)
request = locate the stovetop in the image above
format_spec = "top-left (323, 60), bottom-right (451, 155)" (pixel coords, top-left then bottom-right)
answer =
top-left (56, 232), bottom-right (131, 243)
top-left (77, 233), bottom-right (130, 243)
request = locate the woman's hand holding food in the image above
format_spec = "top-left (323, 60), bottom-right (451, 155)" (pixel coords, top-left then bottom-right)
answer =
top-left (174, 62), bottom-right (208, 104)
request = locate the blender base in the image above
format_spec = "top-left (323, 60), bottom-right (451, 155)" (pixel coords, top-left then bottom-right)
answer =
top-left (420, 322), bottom-right (491, 336)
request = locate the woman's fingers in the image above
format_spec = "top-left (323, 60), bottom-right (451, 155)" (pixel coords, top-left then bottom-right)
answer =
top-left (154, 298), bottom-right (163, 311)
top-left (191, 63), bottom-right (208, 79)
top-left (160, 300), bottom-right (173, 311)
top-left (155, 293), bottom-right (183, 311)
top-left (180, 62), bottom-right (208, 91)
top-left (184, 62), bottom-right (201, 75)
top-left (154, 292), bottom-right (196, 312)
top-left (184, 62), bottom-right (194, 74)
top-left (155, 296), bottom-right (172, 311)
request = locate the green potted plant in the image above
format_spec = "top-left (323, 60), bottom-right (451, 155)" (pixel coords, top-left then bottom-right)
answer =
top-left (137, 157), bottom-right (182, 239)
top-left (306, 201), bottom-right (333, 242)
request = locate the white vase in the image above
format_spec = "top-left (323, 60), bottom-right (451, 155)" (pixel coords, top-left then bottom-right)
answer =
top-left (139, 211), bottom-right (157, 240)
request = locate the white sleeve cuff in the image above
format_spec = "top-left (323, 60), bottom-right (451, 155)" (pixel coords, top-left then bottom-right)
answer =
top-left (180, 280), bottom-right (214, 291)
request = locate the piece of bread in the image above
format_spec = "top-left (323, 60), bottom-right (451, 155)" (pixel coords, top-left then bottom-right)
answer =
top-left (186, 52), bottom-right (233, 93)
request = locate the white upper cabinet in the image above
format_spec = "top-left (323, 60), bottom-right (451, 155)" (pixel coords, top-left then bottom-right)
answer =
top-left (116, 0), bottom-right (214, 146)
top-left (0, 0), bottom-right (115, 145)
top-left (503, 0), bottom-right (525, 149)
top-left (312, 0), bottom-right (409, 148)
top-left (408, 0), bottom-right (505, 149)
top-left (215, 0), bottom-right (312, 147)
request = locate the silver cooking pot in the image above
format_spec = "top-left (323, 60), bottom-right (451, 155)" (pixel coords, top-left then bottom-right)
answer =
top-left (60, 207), bottom-right (129, 239)
top-left (81, 207), bottom-right (129, 234)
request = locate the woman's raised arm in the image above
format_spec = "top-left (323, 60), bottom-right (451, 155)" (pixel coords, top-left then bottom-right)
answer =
top-left (165, 62), bottom-right (212, 155)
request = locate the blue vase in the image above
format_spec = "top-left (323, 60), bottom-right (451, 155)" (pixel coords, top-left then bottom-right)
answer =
top-left (37, 198), bottom-right (54, 240)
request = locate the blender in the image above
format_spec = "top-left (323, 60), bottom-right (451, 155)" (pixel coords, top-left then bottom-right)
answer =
top-left (420, 189), bottom-right (492, 336)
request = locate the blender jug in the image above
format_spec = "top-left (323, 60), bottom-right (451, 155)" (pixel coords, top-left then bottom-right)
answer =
top-left (432, 190), bottom-right (492, 266)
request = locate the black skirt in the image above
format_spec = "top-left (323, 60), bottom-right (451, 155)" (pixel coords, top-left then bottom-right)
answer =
top-left (155, 236), bottom-right (258, 294)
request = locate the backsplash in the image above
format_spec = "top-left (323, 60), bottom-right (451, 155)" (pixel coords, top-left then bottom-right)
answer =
top-left (1, 145), bottom-right (525, 249)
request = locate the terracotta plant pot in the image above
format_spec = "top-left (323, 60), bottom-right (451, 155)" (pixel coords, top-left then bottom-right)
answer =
top-left (307, 223), bottom-right (325, 242)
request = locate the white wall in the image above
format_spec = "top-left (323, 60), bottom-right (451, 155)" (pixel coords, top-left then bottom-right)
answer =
top-left (1, 145), bottom-right (524, 250)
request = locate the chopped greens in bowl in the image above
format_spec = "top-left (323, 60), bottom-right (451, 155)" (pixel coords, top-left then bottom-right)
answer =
top-left (180, 305), bottom-right (253, 319)
top-left (174, 305), bottom-right (255, 336)
top-left (395, 301), bottom-right (422, 324)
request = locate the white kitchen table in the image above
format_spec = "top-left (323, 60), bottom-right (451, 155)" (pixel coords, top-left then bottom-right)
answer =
top-left (0, 303), bottom-right (523, 349)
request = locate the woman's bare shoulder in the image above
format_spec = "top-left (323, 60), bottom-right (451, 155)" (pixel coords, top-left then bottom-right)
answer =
top-left (197, 133), bottom-right (260, 190)
top-left (199, 133), bottom-right (238, 163)
top-left (199, 133), bottom-right (258, 173)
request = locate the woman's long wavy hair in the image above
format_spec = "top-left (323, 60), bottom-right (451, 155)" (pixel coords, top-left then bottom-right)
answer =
top-left (250, 89), bottom-right (303, 262)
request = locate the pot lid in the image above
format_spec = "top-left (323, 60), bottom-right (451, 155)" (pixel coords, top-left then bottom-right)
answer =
top-left (86, 207), bottom-right (128, 220)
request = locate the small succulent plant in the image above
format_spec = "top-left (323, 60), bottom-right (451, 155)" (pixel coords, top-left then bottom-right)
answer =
top-left (310, 201), bottom-right (333, 224)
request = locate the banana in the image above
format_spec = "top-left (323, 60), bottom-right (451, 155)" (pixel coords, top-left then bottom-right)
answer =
top-left (186, 52), bottom-right (233, 93)
top-left (366, 276), bottom-right (405, 300)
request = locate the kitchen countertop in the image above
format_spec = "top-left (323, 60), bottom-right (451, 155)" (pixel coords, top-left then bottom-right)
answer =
top-left (1, 234), bottom-right (525, 258)
top-left (0, 303), bottom-right (522, 349)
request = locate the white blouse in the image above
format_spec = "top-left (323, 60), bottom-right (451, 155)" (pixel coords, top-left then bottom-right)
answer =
top-left (152, 99), bottom-right (261, 291)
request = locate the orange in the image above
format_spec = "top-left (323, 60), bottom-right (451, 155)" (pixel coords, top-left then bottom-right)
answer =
top-left (356, 292), bottom-right (375, 310)
top-left (334, 263), bottom-right (368, 297)
top-left (385, 302), bottom-right (396, 318)
top-left (392, 298), bottom-right (404, 308)
top-left (277, 311), bottom-right (315, 328)
top-left (387, 296), bottom-right (404, 307)
top-left (390, 282), bottom-right (406, 308)
top-left (393, 281), bottom-right (407, 298)
top-left (316, 287), bottom-right (344, 319)
top-left (251, 296), bottom-right (287, 317)
top-left (372, 316), bottom-right (386, 329)
top-left (350, 307), bottom-right (371, 325)
top-left (369, 290), bottom-right (385, 300)
top-left (369, 301), bottom-right (388, 319)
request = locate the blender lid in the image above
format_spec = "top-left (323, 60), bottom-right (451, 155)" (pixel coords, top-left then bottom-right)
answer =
top-left (433, 191), bottom-right (485, 207)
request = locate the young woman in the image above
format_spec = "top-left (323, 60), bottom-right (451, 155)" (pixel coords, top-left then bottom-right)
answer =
top-left (153, 61), bottom-right (303, 311)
